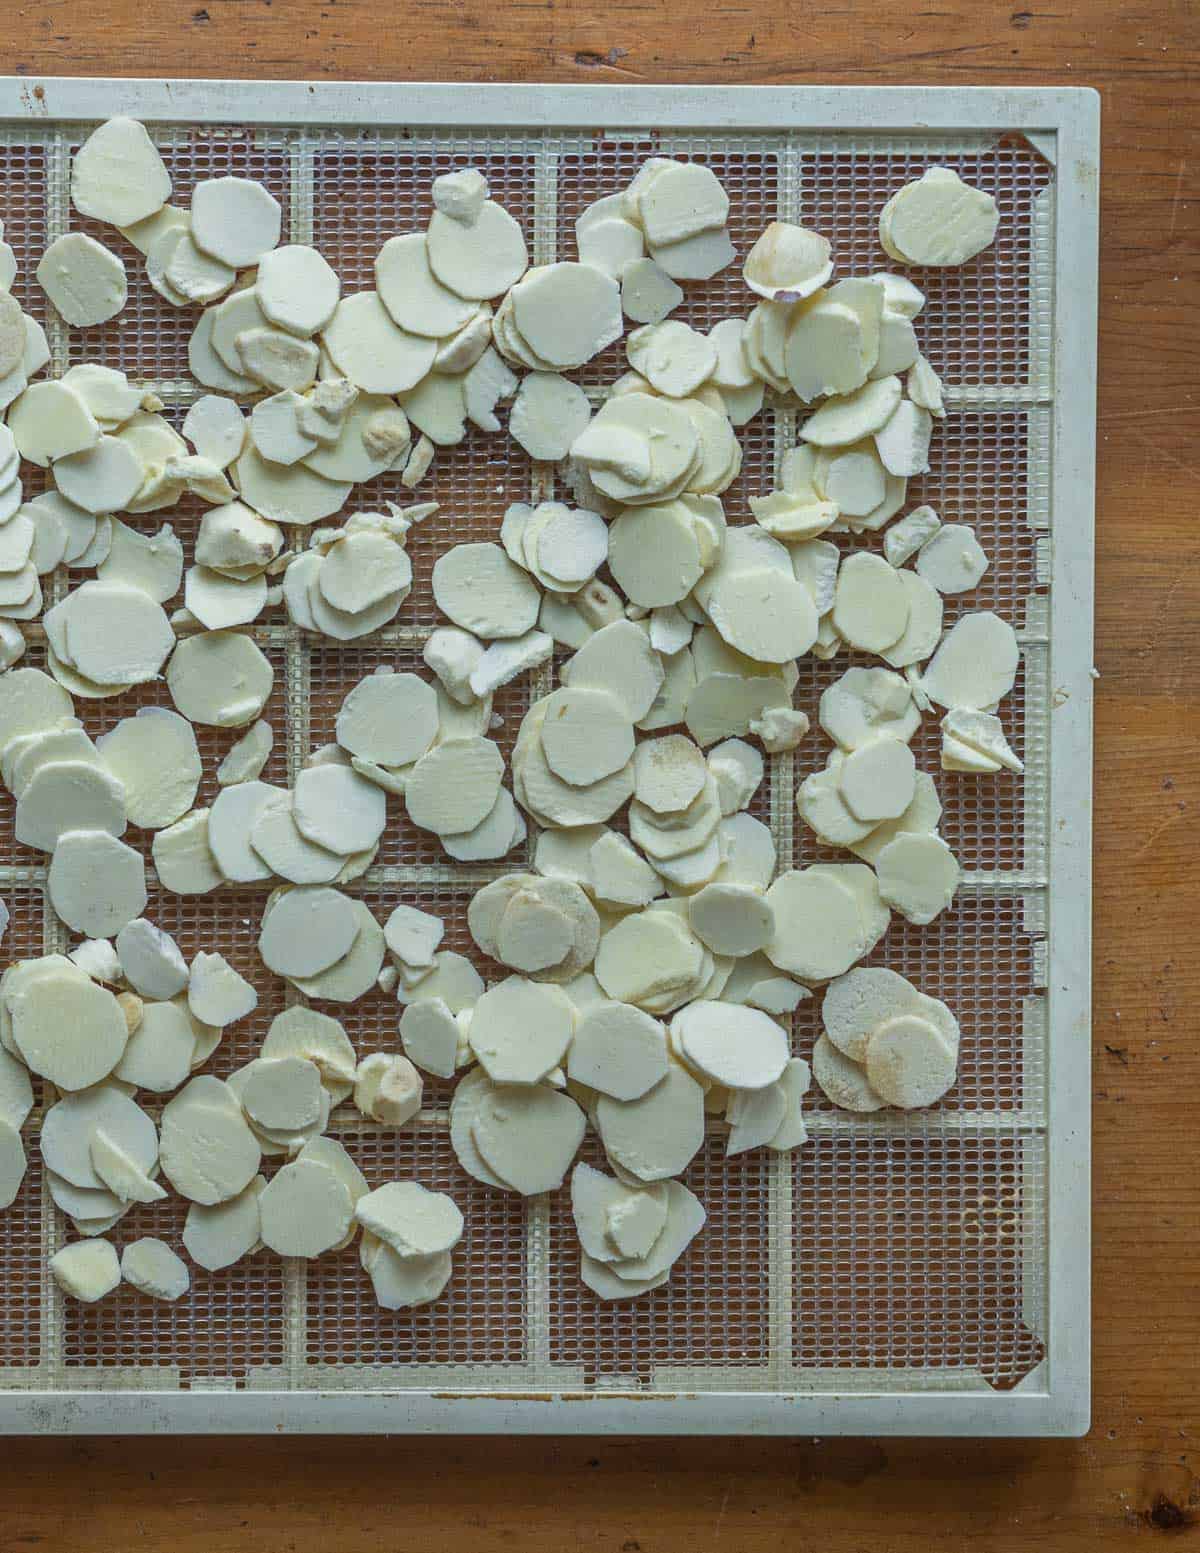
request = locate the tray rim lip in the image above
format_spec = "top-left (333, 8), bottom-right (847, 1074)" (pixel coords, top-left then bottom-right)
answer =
top-left (0, 76), bottom-right (1099, 131)
top-left (0, 77), bottom-right (1097, 1439)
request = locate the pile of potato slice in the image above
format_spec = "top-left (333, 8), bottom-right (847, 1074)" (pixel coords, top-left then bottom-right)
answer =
top-left (0, 116), bottom-right (1019, 1309)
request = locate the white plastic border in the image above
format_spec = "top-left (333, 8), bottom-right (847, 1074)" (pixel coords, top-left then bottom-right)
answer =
top-left (0, 79), bottom-right (1097, 1437)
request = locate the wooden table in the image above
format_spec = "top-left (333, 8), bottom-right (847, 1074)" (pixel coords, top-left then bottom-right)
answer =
top-left (1, 3), bottom-right (1196, 1547)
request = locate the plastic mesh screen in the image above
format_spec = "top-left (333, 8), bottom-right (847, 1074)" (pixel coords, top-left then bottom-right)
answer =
top-left (0, 117), bottom-right (1054, 1404)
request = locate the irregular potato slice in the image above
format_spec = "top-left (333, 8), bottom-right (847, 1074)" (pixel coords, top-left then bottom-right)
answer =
top-left (432, 541), bottom-right (540, 640)
top-left (259, 1158), bottom-right (354, 1258)
top-left (472, 1081), bottom-right (585, 1195)
top-left (38, 233), bottom-right (127, 327)
top-left (191, 175), bottom-right (282, 268)
top-left (356, 1180), bottom-right (463, 1258)
top-left (426, 201), bottom-right (528, 301)
top-left (812, 1031), bottom-right (886, 1112)
top-left (595, 1063), bottom-right (705, 1183)
top-left (259, 885), bottom-right (362, 979)
top-left (256, 243), bottom-right (340, 336)
top-left (919, 611), bottom-right (1019, 711)
top-left (183, 1175), bottom-right (266, 1271)
top-left (167, 630), bottom-right (274, 727)
top-left (620, 257), bottom-right (683, 324)
top-left (354, 1050), bottom-right (422, 1127)
top-left (508, 372), bottom-right (592, 463)
top-left (879, 166), bottom-right (999, 266)
top-left (799, 376), bottom-right (902, 447)
top-left (41, 1083), bottom-right (155, 1190)
top-left (95, 706), bottom-right (200, 830)
top-left (72, 116), bottom-right (171, 226)
top-left (90, 1127), bottom-right (166, 1203)
top-left (8, 380), bottom-right (101, 467)
top-left (47, 830), bottom-right (146, 938)
top-left (469, 976), bottom-right (575, 1085)
top-left (261, 1005), bottom-right (357, 1096)
top-left (743, 221), bottom-right (832, 302)
top-left (50, 1238), bottom-right (121, 1303)
top-left (875, 832), bottom-right (960, 925)
top-left (121, 1237), bottom-right (190, 1301)
top-left (819, 665), bottom-right (921, 751)
top-left (15, 759), bottom-right (126, 854)
top-left (152, 808), bottom-right (225, 896)
top-left (915, 522), bottom-right (990, 595)
top-left (567, 1001), bottom-right (669, 1101)
top-left (160, 1075), bottom-right (262, 1205)
top-left (207, 780), bottom-right (285, 883)
top-left (839, 737), bottom-right (917, 824)
top-left (53, 434), bottom-right (144, 514)
top-left (114, 996), bottom-right (201, 1093)
top-left (289, 899), bottom-right (384, 1003)
top-left (323, 292), bottom-right (437, 394)
top-left (188, 951), bottom-right (258, 1029)
top-left (879, 571), bottom-right (944, 670)
top-left (764, 867), bottom-right (875, 982)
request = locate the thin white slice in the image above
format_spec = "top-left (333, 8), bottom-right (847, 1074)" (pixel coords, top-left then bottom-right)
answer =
top-left (289, 899), bottom-right (384, 1003)
top-left (183, 1175), bottom-right (266, 1270)
top-left (432, 541), bottom-right (540, 639)
top-left (188, 952), bottom-right (258, 1028)
top-left (114, 913), bottom-right (187, 1000)
top-left (48, 830), bottom-right (146, 938)
top-left (513, 262), bottom-right (622, 368)
top-left (50, 1239), bottom-right (121, 1303)
top-left (879, 167), bottom-right (999, 266)
top-left (256, 244), bottom-right (340, 336)
top-left (880, 571), bottom-right (945, 670)
top-left (37, 233), bottom-right (127, 327)
top-left (191, 175), bottom-right (282, 268)
top-left (743, 221), bottom-right (832, 302)
top-left (621, 257), bottom-right (683, 324)
top-left (875, 832), bottom-right (960, 925)
top-left (96, 520), bottom-right (183, 605)
top-left (571, 1163), bottom-right (667, 1263)
top-left (839, 738), bottom-right (917, 823)
top-left (215, 720), bottom-right (274, 788)
top-left (567, 1002), bottom-right (669, 1102)
top-left (874, 399), bottom-right (933, 477)
top-left (400, 997), bottom-right (460, 1079)
top-left (919, 612), bottom-right (1019, 711)
top-left (121, 1237), bottom-right (190, 1301)
top-left (72, 116), bottom-right (171, 226)
top-left (865, 1013), bottom-right (957, 1108)
top-left (15, 761), bottom-right (126, 853)
top-left (207, 780), bottom-right (285, 882)
top-left (561, 619), bottom-right (664, 722)
top-left (673, 999), bottom-right (788, 1090)
top-left (469, 976), bottom-right (575, 1085)
top-left (259, 885), bottom-right (361, 978)
top-left (53, 435), bottom-right (143, 514)
top-left (259, 1157), bottom-right (353, 1257)
top-left (159, 1075), bottom-right (262, 1205)
top-left (427, 201), bottom-right (528, 300)
top-left (241, 1055), bottom-right (323, 1132)
top-left (167, 630), bottom-right (274, 727)
top-left (322, 291), bottom-right (437, 395)
top-left (152, 809), bottom-right (225, 896)
top-left (473, 1082), bottom-right (585, 1195)
top-left (114, 997), bottom-right (199, 1093)
top-left (915, 523), bottom-right (989, 595)
top-left (165, 231), bottom-right (236, 303)
top-left (40, 1085), bottom-right (155, 1189)
top-left (764, 868), bottom-right (872, 981)
top-left (688, 882), bottom-right (773, 957)
top-left (90, 1127), bottom-right (166, 1204)
top-left (183, 394), bottom-right (246, 468)
top-left (405, 736), bottom-right (504, 836)
top-left (812, 1031), bottom-right (886, 1112)
top-left (820, 666), bottom-right (921, 751)
top-left (8, 380), bottom-right (100, 467)
top-left (95, 707), bottom-right (200, 830)
top-left (940, 708), bottom-right (1023, 774)
top-left (356, 1181), bottom-right (463, 1257)
top-left (595, 1063), bottom-right (705, 1183)
top-left (726, 1081), bottom-right (787, 1157)
top-left (0, 1119), bottom-right (26, 1209)
top-left (292, 762), bottom-right (387, 854)
top-left (822, 966), bottom-right (919, 1063)
top-left (508, 372), bottom-right (592, 462)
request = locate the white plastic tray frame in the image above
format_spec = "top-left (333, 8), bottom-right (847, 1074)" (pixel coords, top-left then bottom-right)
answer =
top-left (0, 80), bottom-right (1097, 1437)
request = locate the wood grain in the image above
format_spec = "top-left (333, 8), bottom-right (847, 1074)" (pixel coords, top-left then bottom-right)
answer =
top-left (2, 1), bottom-right (1198, 1547)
